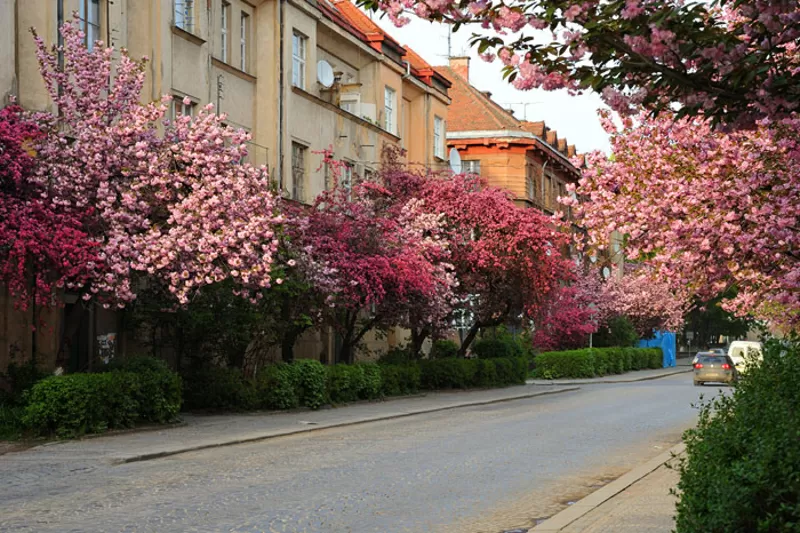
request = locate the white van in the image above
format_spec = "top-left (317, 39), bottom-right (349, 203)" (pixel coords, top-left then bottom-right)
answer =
top-left (728, 341), bottom-right (762, 373)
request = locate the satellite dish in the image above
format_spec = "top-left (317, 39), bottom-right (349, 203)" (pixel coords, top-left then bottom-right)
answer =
top-left (317, 60), bottom-right (334, 88)
top-left (449, 148), bottom-right (462, 174)
top-left (602, 267), bottom-right (611, 279)
top-left (590, 254), bottom-right (598, 263)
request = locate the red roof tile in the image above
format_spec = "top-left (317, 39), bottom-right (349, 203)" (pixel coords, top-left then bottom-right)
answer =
top-left (434, 65), bottom-right (523, 132)
top-left (521, 120), bottom-right (545, 136)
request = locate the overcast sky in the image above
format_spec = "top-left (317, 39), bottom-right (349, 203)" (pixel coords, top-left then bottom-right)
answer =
top-left (370, 14), bottom-right (612, 154)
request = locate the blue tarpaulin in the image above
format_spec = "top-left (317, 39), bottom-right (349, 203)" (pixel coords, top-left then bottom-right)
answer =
top-left (638, 331), bottom-right (677, 368)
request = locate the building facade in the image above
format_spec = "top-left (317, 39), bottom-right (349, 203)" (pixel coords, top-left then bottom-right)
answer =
top-left (1, 0), bottom-right (449, 372)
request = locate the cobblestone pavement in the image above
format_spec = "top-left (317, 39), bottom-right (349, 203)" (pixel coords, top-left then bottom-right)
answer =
top-left (0, 374), bottom-right (719, 533)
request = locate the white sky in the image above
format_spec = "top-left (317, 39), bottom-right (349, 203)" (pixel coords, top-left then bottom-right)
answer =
top-left (370, 14), bottom-right (611, 154)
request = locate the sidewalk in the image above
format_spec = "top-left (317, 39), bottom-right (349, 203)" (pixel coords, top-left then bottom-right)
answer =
top-left (1, 384), bottom-right (579, 465)
top-left (527, 363), bottom-right (691, 386)
top-left (532, 443), bottom-right (684, 533)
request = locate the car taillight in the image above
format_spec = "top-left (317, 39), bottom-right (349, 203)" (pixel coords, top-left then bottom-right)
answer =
top-left (694, 363), bottom-right (703, 369)
top-left (722, 363), bottom-right (731, 370)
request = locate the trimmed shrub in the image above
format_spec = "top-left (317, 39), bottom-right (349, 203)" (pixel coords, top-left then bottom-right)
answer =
top-left (24, 372), bottom-right (140, 438)
top-left (293, 359), bottom-right (327, 410)
top-left (1, 359), bottom-right (49, 405)
top-left (533, 347), bottom-right (663, 379)
top-left (327, 364), bottom-right (365, 404)
top-left (256, 363), bottom-right (300, 410)
top-left (593, 316), bottom-right (639, 348)
top-left (675, 339), bottom-right (800, 532)
top-left (108, 357), bottom-right (181, 423)
top-left (429, 340), bottom-right (459, 359)
top-left (379, 364), bottom-right (421, 396)
top-left (357, 363), bottom-right (382, 399)
top-left (417, 357), bottom-right (525, 389)
top-left (378, 346), bottom-right (413, 365)
top-left (474, 359), bottom-right (499, 387)
top-left (535, 350), bottom-right (596, 379)
top-left (182, 366), bottom-right (256, 411)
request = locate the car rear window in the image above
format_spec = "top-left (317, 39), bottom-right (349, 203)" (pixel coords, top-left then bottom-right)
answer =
top-left (698, 355), bottom-right (728, 364)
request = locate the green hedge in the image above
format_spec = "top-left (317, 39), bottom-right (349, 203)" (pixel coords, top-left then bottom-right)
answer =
top-left (675, 340), bottom-right (800, 532)
top-left (534, 347), bottom-right (662, 379)
top-left (22, 360), bottom-right (181, 438)
top-left (419, 357), bottom-right (527, 389)
top-left (379, 364), bottom-right (421, 396)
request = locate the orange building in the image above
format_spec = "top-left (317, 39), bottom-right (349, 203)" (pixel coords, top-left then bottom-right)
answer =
top-left (435, 57), bottom-right (583, 215)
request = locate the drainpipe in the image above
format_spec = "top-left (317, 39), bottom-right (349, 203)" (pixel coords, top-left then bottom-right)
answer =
top-left (278, 0), bottom-right (286, 191)
top-left (540, 159), bottom-right (549, 206)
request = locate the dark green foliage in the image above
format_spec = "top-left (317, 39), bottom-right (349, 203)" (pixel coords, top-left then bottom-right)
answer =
top-left (472, 328), bottom-right (530, 359)
top-left (379, 364), bottom-right (421, 396)
top-left (534, 347), bottom-right (662, 379)
top-left (256, 363), bottom-right (300, 410)
top-left (358, 363), bottom-right (382, 399)
top-left (0, 359), bottom-right (49, 405)
top-left (326, 363), bottom-right (384, 403)
top-left (378, 346), bottom-right (414, 365)
top-left (593, 316), bottom-right (639, 348)
top-left (292, 359), bottom-right (327, 410)
top-left (675, 339), bottom-right (800, 533)
top-left (429, 340), bottom-right (459, 359)
top-left (182, 366), bottom-right (257, 411)
top-left (22, 368), bottom-right (181, 439)
top-left (106, 357), bottom-right (181, 423)
top-left (418, 357), bottom-right (526, 389)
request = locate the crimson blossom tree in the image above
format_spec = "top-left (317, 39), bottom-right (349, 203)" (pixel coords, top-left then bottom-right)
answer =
top-left (298, 178), bottom-right (455, 364)
top-left (365, 0), bottom-right (800, 127)
top-left (565, 111), bottom-right (800, 329)
top-left (0, 105), bottom-right (100, 311)
top-left (382, 167), bottom-right (571, 356)
top-left (27, 22), bottom-right (283, 308)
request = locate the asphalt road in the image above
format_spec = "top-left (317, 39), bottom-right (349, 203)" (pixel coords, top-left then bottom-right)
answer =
top-left (0, 374), bottom-right (722, 533)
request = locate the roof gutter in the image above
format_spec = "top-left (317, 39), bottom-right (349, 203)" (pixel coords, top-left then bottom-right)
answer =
top-left (446, 130), bottom-right (578, 171)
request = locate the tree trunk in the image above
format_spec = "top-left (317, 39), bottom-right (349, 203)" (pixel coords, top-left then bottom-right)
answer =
top-left (410, 327), bottom-right (430, 358)
top-left (458, 322), bottom-right (482, 357)
top-left (242, 332), bottom-right (272, 379)
top-left (281, 328), bottom-right (302, 363)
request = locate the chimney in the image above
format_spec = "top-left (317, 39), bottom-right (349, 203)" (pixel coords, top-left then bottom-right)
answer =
top-left (449, 56), bottom-right (470, 81)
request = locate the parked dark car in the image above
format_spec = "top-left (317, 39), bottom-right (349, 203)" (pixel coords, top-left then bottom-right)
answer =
top-left (693, 354), bottom-right (737, 386)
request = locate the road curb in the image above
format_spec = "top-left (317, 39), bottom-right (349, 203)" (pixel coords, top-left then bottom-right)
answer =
top-left (531, 441), bottom-right (686, 532)
top-left (527, 367), bottom-right (691, 386)
top-left (115, 386), bottom-right (580, 465)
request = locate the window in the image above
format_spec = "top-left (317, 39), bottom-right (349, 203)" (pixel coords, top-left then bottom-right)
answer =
top-left (172, 97), bottom-right (196, 119)
top-left (291, 143), bottom-right (306, 202)
top-left (220, 2), bottom-right (230, 62)
top-left (434, 116), bottom-right (445, 159)
top-left (79, 0), bottom-right (100, 50)
top-left (292, 32), bottom-right (307, 89)
top-left (364, 168), bottom-right (376, 182)
top-left (240, 12), bottom-right (249, 72)
top-left (342, 162), bottom-right (354, 199)
top-left (175, 0), bottom-right (194, 33)
top-left (463, 160), bottom-right (480, 175)
top-left (384, 87), bottom-right (396, 134)
top-left (526, 162), bottom-right (535, 199)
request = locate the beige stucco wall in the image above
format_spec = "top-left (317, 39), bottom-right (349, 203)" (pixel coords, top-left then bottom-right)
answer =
top-left (0, 0), bottom-right (16, 105)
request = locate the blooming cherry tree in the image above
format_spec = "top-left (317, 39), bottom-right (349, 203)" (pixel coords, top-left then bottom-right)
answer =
top-left (29, 23), bottom-right (282, 307)
top-left (566, 111), bottom-right (800, 328)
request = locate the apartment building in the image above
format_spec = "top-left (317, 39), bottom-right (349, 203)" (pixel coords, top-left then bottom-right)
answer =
top-left (434, 57), bottom-right (583, 215)
top-left (1, 0), bottom-right (450, 371)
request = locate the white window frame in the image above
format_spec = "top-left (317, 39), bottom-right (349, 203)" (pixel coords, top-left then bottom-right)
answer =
top-left (434, 116), bottom-right (445, 159)
top-left (220, 2), bottom-right (229, 63)
top-left (463, 160), bottom-right (480, 175)
top-left (292, 32), bottom-right (307, 89)
top-left (240, 12), bottom-right (249, 72)
top-left (384, 86), bottom-right (396, 134)
top-left (172, 97), bottom-right (196, 119)
top-left (79, 0), bottom-right (101, 51)
top-left (174, 0), bottom-right (194, 33)
top-left (291, 142), bottom-right (307, 203)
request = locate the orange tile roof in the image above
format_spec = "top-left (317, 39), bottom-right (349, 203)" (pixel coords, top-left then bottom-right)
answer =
top-left (332, 0), bottom-right (403, 53)
top-left (557, 138), bottom-right (567, 153)
top-left (434, 65), bottom-right (523, 132)
top-left (521, 120), bottom-right (545, 136)
top-left (546, 130), bottom-right (557, 145)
